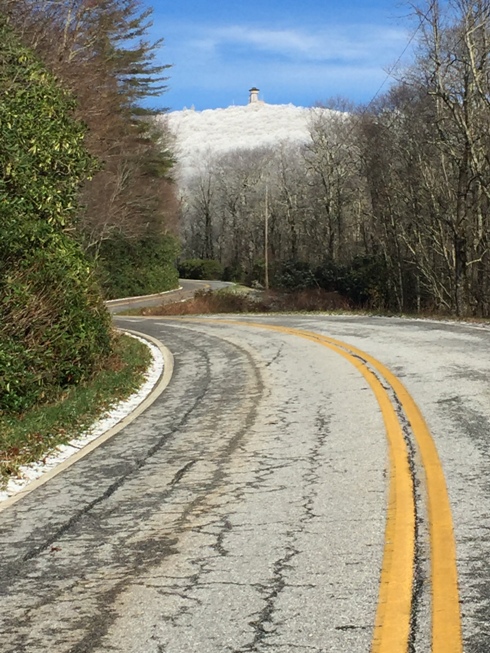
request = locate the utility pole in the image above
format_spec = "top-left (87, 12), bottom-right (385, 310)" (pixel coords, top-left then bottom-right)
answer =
top-left (264, 184), bottom-right (269, 290)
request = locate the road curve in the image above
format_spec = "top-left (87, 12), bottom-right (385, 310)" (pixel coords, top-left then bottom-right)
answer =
top-left (1, 314), bottom-right (489, 653)
top-left (105, 279), bottom-right (235, 314)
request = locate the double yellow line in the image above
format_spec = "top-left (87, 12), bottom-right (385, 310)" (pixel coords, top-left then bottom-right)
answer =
top-left (198, 319), bottom-right (462, 653)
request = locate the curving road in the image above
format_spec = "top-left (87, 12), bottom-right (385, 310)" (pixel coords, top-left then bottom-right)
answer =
top-left (105, 279), bottom-right (235, 314)
top-left (1, 314), bottom-right (489, 652)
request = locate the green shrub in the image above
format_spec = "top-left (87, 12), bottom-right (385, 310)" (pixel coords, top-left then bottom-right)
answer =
top-left (273, 260), bottom-right (317, 291)
top-left (0, 334), bottom-right (150, 484)
top-left (0, 241), bottom-right (111, 413)
top-left (97, 234), bottom-right (180, 299)
top-left (267, 256), bottom-right (391, 308)
top-left (335, 255), bottom-right (389, 308)
top-left (0, 21), bottom-right (111, 414)
top-left (314, 260), bottom-right (343, 292)
top-left (178, 258), bottom-right (224, 280)
top-left (223, 263), bottom-right (245, 283)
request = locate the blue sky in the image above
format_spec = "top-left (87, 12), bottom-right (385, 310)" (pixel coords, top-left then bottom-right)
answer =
top-left (144, 0), bottom-right (415, 112)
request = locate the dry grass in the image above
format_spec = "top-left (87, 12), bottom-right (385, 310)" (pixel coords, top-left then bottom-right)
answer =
top-left (139, 288), bottom-right (351, 316)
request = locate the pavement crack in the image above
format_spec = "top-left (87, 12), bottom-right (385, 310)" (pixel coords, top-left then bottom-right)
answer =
top-left (3, 350), bottom-right (216, 577)
top-left (213, 517), bottom-right (232, 556)
top-left (234, 541), bottom-right (300, 652)
top-left (170, 460), bottom-right (197, 486)
top-left (340, 347), bottom-right (429, 653)
top-left (265, 343), bottom-right (284, 368)
top-left (300, 405), bottom-right (332, 524)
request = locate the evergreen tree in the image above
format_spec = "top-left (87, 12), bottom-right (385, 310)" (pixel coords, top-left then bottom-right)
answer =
top-left (2, 1), bottom-right (180, 296)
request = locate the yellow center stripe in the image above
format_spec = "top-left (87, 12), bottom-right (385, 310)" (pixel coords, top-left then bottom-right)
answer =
top-left (307, 329), bottom-right (463, 653)
top-left (187, 319), bottom-right (462, 652)
top-left (297, 330), bottom-right (415, 652)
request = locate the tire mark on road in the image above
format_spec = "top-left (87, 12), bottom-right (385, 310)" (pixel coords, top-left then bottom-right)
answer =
top-left (0, 327), bottom-right (269, 652)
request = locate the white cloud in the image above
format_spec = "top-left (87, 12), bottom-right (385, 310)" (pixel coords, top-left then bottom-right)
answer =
top-left (207, 25), bottom-right (322, 57)
top-left (180, 22), bottom-right (409, 64)
top-left (150, 17), bottom-right (414, 109)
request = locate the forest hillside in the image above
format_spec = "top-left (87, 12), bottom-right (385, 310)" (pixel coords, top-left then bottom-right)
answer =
top-left (163, 2), bottom-right (490, 319)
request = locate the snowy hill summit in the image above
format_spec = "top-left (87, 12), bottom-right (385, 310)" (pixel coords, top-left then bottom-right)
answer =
top-left (160, 88), bottom-right (331, 180)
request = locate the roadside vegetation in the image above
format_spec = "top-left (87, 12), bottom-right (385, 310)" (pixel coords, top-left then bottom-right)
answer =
top-left (0, 334), bottom-right (150, 487)
top-left (132, 286), bottom-right (490, 325)
top-left (0, 3), bottom-right (174, 486)
top-left (138, 287), bottom-right (350, 316)
top-left (2, 0), bottom-right (180, 299)
top-left (0, 19), bottom-right (112, 415)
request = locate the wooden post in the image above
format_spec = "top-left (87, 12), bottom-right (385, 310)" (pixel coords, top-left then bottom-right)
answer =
top-left (265, 184), bottom-right (269, 290)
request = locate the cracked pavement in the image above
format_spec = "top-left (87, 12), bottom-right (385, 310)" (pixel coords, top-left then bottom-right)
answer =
top-left (2, 315), bottom-right (489, 652)
top-left (0, 317), bottom-right (387, 653)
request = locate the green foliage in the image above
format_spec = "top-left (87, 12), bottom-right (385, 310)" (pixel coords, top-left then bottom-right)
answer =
top-left (0, 334), bottom-right (151, 484)
top-left (0, 26), bottom-right (96, 234)
top-left (84, 0), bottom-right (172, 113)
top-left (0, 22), bottom-right (111, 415)
top-left (97, 235), bottom-right (180, 299)
top-left (0, 244), bottom-right (112, 413)
top-left (335, 256), bottom-right (389, 308)
top-left (178, 258), bottom-right (224, 281)
top-left (267, 257), bottom-right (389, 308)
top-left (273, 261), bottom-right (318, 291)
top-left (223, 264), bottom-right (245, 283)
top-left (3, 1), bottom-right (179, 259)
top-left (314, 261), bottom-right (340, 292)
top-left (315, 256), bottom-right (389, 308)
top-left (243, 261), bottom-right (265, 286)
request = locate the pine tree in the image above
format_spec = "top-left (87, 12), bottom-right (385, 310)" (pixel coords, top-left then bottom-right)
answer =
top-left (2, 0), bottom-right (180, 296)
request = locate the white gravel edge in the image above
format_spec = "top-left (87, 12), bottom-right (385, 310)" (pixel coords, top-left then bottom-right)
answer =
top-left (0, 333), bottom-right (163, 503)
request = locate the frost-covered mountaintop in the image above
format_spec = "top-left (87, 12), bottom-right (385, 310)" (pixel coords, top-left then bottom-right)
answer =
top-left (159, 102), bottom-right (319, 180)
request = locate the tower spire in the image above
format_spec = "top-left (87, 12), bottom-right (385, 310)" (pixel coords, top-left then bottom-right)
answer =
top-left (249, 87), bottom-right (260, 104)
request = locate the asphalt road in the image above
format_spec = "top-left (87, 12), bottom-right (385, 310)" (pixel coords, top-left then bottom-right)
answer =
top-left (106, 279), bottom-right (235, 314)
top-left (1, 314), bottom-right (489, 652)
